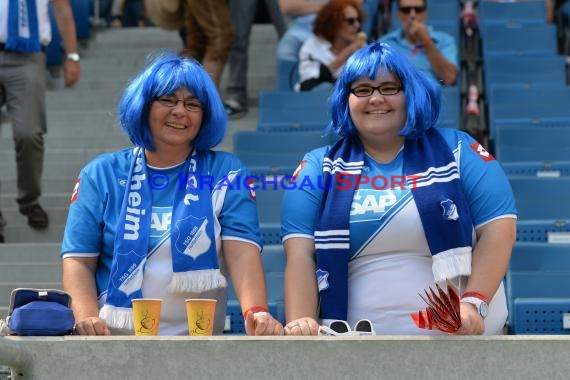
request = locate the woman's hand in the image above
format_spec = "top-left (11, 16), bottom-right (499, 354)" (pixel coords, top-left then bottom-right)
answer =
top-left (284, 317), bottom-right (320, 336)
top-left (73, 316), bottom-right (111, 336)
top-left (452, 302), bottom-right (485, 335)
top-left (245, 313), bottom-right (284, 336)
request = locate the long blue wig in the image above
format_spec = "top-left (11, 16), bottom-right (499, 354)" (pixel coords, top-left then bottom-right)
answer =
top-left (118, 51), bottom-right (227, 151)
top-left (328, 42), bottom-right (441, 138)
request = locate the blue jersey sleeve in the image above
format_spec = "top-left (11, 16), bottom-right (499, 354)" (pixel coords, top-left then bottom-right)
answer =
top-left (61, 167), bottom-right (105, 256)
top-left (450, 130), bottom-right (518, 227)
top-left (281, 147), bottom-right (328, 239)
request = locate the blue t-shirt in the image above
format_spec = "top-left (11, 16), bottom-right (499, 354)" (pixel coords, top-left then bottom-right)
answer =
top-left (281, 128), bottom-right (517, 334)
top-left (379, 27), bottom-right (458, 84)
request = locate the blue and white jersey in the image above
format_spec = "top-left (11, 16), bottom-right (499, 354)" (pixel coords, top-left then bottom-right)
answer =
top-left (62, 148), bottom-right (261, 335)
top-left (282, 128), bottom-right (517, 335)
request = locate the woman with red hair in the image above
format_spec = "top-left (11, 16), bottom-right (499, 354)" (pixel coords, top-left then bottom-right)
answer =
top-left (298, 0), bottom-right (367, 91)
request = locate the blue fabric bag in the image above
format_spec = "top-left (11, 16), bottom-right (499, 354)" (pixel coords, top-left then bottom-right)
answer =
top-left (6, 288), bottom-right (75, 336)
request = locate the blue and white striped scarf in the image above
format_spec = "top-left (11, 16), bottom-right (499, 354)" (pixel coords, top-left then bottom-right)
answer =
top-left (6, 0), bottom-right (42, 52)
top-left (315, 128), bottom-right (473, 321)
top-left (99, 147), bottom-right (226, 330)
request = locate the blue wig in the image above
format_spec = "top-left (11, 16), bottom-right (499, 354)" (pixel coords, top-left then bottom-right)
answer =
top-left (328, 42), bottom-right (441, 138)
top-left (118, 51), bottom-right (227, 151)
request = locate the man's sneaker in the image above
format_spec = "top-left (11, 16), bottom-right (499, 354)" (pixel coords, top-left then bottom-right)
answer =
top-left (224, 99), bottom-right (248, 120)
top-left (20, 204), bottom-right (49, 229)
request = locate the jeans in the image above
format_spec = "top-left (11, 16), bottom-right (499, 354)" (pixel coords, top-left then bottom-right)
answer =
top-left (226, 0), bottom-right (286, 106)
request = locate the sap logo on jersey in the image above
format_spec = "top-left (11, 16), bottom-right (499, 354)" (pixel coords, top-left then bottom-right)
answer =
top-left (149, 207), bottom-right (172, 238)
top-left (350, 191), bottom-right (397, 215)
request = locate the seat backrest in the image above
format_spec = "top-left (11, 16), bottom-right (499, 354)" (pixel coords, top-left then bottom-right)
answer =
top-left (501, 161), bottom-right (570, 178)
top-left (509, 176), bottom-right (570, 220)
top-left (517, 219), bottom-right (570, 242)
top-left (509, 242), bottom-right (570, 270)
top-left (479, 1), bottom-right (547, 25)
top-left (494, 126), bottom-right (570, 162)
top-left (484, 55), bottom-right (566, 97)
top-left (481, 24), bottom-right (557, 59)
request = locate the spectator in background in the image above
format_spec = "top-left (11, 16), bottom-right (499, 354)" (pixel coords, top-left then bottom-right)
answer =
top-left (298, 0), bottom-right (367, 91)
top-left (146, 0), bottom-right (234, 90)
top-left (62, 52), bottom-right (284, 336)
top-left (379, 0), bottom-right (457, 85)
top-left (277, 0), bottom-right (328, 62)
top-left (181, 0), bottom-right (234, 89)
top-left (281, 42), bottom-right (516, 336)
top-left (0, 0), bottom-right (81, 242)
top-left (277, 0), bottom-right (378, 62)
top-left (224, 0), bottom-right (287, 119)
top-left (110, 0), bottom-right (148, 28)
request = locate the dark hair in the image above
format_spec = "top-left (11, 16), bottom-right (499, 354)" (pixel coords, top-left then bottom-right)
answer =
top-left (313, 0), bottom-right (365, 43)
top-left (328, 42), bottom-right (441, 138)
top-left (118, 51), bottom-right (227, 151)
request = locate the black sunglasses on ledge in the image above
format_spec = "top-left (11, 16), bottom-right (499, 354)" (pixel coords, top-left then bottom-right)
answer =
top-left (399, 6), bottom-right (426, 14)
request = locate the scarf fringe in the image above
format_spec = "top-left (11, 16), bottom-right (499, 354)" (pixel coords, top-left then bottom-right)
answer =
top-left (168, 269), bottom-right (227, 293)
top-left (431, 247), bottom-right (472, 283)
top-left (99, 305), bottom-right (134, 330)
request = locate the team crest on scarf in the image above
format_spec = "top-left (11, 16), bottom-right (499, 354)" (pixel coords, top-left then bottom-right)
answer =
top-left (440, 199), bottom-right (459, 221)
top-left (173, 216), bottom-right (212, 259)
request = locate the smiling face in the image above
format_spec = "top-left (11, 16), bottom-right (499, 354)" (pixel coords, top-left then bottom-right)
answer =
top-left (348, 70), bottom-right (407, 148)
top-left (148, 86), bottom-right (203, 157)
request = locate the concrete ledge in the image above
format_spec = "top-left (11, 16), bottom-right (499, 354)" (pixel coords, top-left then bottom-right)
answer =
top-left (2, 335), bottom-right (570, 379)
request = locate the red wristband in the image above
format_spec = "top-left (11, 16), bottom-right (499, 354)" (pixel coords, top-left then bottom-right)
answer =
top-left (461, 291), bottom-right (490, 304)
top-left (243, 306), bottom-right (269, 320)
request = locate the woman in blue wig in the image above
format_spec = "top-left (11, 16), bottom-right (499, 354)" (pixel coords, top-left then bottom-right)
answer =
top-left (281, 42), bottom-right (516, 336)
top-left (61, 52), bottom-right (283, 336)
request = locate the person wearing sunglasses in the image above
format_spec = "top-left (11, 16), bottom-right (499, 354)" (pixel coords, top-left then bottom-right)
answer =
top-left (61, 52), bottom-right (284, 337)
top-left (277, 0), bottom-right (380, 62)
top-left (297, 0), bottom-right (367, 91)
top-left (378, 0), bottom-right (457, 85)
top-left (281, 42), bottom-right (516, 336)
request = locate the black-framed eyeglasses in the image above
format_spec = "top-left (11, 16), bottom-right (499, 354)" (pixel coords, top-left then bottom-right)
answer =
top-left (344, 17), bottom-right (361, 26)
top-left (399, 6), bottom-right (426, 14)
top-left (155, 96), bottom-right (203, 112)
top-left (350, 83), bottom-right (402, 97)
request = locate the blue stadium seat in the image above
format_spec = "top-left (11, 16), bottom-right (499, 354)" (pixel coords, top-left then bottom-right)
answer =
top-left (489, 103), bottom-right (570, 138)
top-left (439, 86), bottom-right (460, 128)
top-left (509, 242), bottom-right (570, 270)
top-left (479, 1), bottom-right (547, 26)
top-left (494, 126), bottom-right (570, 162)
top-left (509, 176), bottom-right (570, 220)
top-left (224, 245), bottom-right (286, 334)
top-left (257, 90), bottom-right (331, 131)
top-left (517, 219), bottom-right (570, 243)
top-left (276, 59), bottom-right (299, 91)
top-left (483, 55), bottom-right (567, 97)
top-left (234, 131), bottom-right (336, 177)
top-left (260, 224), bottom-right (282, 245)
top-left (259, 90), bottom-right (330, 109)
top-left (487, 83), bottom-right (570, 112)
top-left (255, 184), bottom-right (285, 225)
top-left (480, 24), bottom-right (557, 61)
top-left (507, 242), bottom-right (570, 334)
